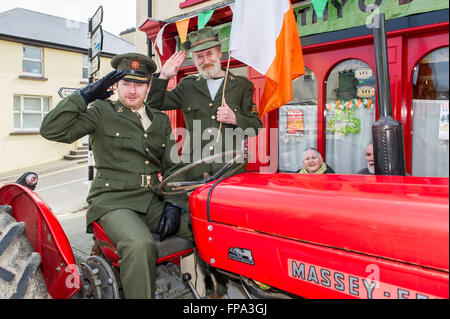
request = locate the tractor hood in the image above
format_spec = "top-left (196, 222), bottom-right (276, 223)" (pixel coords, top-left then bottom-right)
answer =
top-left (190, 173), bottom-right (449, 272)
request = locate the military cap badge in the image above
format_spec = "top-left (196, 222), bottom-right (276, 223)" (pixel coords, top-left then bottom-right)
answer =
top-left (130, 60), bottom-right (141, 71)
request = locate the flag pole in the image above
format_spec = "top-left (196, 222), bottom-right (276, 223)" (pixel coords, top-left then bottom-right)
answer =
top-left (217, 51), bottom-right (232, 143)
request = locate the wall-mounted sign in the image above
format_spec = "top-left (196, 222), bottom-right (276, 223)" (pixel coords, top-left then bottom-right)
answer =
top-left (89, 55), bottom-right (100, 76)
top-left (58, 87), bottom-right (77, 99)
top-left (91, 26), bottom-right (103, 58)
top-left (89, 5), bottom-right (103, 33)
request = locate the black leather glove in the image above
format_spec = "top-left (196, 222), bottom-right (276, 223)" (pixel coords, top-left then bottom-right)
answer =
top-left (78, 70), bottom-right (126, 105)
top-left (156, 203), bottom-right (182, 241)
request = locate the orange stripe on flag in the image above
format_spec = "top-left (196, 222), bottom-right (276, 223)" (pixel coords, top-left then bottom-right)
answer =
top-left (259, 4), bottom-right (305, 117)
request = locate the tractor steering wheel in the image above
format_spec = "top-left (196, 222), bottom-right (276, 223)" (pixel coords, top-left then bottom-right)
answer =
top-left (158, 150), bottom-right (247, 196)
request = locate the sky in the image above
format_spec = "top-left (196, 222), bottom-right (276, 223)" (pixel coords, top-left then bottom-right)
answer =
top-left (0, 0), bottom-right (137, 36)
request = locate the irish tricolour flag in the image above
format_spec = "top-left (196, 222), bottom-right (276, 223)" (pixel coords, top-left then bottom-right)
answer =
top-left (229, 0), bottom-right (305, 117)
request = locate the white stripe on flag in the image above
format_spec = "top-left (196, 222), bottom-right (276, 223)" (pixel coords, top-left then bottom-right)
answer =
top-left (229, 0), bottom-right (291, 75)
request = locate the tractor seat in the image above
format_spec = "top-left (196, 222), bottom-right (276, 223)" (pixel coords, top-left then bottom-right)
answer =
top-left (92, 222), bottom-right (194, 267)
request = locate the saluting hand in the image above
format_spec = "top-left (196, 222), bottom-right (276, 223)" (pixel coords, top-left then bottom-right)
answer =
top-left (217, 100), bottom-right (237, 125)
top-left (160, 50), bottom-right (187, 80)
top-left (78, 70), bottom-right (126, 105)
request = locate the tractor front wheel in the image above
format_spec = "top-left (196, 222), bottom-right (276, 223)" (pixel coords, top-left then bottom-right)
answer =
top-left (0, 205), bottom-right (50, 299)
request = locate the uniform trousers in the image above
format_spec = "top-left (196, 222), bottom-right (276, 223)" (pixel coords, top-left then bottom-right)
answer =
top-left (98, 197), bottom-right (193, 299)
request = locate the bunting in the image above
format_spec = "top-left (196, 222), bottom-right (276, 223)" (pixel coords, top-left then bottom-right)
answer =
top-left (175, 18), bottom-right (190, 43)
top-left (311, 0), bottom-right (328, 19)
top-left (198, 10), bottom-right (214, 29)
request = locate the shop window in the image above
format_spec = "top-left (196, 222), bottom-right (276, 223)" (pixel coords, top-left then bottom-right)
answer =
top-left (278, 67), bottom-right (318, 172)
top-left (13, 96), bottom-right (50, 131)
top-left (22, 46), bottom-right (43, 77)
top-left (411, 46), bottom-right (449, 177)
top-left (325, 59), bottom-right (376, 174)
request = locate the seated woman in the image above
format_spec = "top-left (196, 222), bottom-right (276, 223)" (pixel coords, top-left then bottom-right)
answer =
top-left (298, 147), bottom-right (335, 174)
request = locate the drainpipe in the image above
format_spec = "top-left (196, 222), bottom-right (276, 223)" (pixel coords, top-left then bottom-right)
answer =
top-left (148, 0), bottom-right (153, 57)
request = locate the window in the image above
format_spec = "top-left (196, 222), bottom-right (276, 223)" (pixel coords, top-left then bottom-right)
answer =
top-left (411, 46), bottom-right (449, 177)
top-left (278, 67), bottom-right (318, 172)
top-left (22, 46), bottom-right (43, 77)
top-left (82, 55), bottom-right (89, 80)
top-left (13, 96), bottom-right (50, 131)
top-left (325, 59), bottom-right (376, 174)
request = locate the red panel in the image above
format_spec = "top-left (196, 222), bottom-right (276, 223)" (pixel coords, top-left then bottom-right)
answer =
top-left (0, 184), bottom-right (80, 299)
top-left (179, 0), bottom-right (210, 9)
top-left (190, 173), bottom-right (449, 271)
top-left (92, 222), bottom-right (194, 267)
top-left (192, 217), bottom-right (448, 299)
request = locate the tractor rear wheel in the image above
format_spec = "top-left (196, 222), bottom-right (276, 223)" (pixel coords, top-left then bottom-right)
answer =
top-left (0, 205), bottom-right (50, 299)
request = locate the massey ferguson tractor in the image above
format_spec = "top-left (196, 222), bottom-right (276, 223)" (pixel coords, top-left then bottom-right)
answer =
top-left (0, 166), bottom-right (449, 299)
top-left (0, 14), bottom-right (448, 299)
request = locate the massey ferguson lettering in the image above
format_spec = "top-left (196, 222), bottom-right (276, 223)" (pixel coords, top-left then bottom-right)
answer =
top-left (288, 259), bottom-right (438, 299)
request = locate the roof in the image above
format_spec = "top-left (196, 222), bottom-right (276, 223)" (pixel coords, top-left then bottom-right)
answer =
top-left (0, 8), bottom-right (135, 55)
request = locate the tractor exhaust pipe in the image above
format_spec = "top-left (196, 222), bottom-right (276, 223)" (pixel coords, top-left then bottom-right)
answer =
top-left (371, 13), bottom-right (406, 176)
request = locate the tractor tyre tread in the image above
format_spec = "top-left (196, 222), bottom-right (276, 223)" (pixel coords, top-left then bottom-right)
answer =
top-left (0, 205), bottom-right (50, 299)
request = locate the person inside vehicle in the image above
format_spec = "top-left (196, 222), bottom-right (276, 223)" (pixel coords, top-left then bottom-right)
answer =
top-left (356, 142), bottom-right (375, 175)
top-left (147, 26), bottom-right (263, 181)
top-left (40, 53), bottom-right (192, 299)
top-left (298, 147), bottom-right (335, 174)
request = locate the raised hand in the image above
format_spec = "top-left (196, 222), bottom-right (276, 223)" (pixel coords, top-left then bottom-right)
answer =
top-left (78, 70), bottom-right (127, 105)
top-left (159, 50), bottom-right (187, 80)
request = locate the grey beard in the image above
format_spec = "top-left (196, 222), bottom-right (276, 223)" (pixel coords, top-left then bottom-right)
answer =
top-left (196, 62), bottom-right (222, 80)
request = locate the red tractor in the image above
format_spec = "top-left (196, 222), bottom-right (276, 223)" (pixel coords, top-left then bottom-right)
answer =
top-left (0, 169), bottom-right (448, 299)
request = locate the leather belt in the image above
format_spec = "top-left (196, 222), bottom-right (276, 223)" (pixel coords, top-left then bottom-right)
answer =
top-left (96, 169), bottom-right (156, 188)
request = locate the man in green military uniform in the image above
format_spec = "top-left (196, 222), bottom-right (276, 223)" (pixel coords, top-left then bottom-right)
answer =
top-left (147, 27), bottom-right (263, 181)
top-left (40, 53), bottom-right (192, 299)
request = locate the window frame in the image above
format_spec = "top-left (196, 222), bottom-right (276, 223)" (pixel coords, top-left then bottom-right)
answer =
top-left (22, 46), bottom-right (43, 78)
top-left (13, 95), bottom-right (50, 132)
top-left (82, 55), bottom-right (89, 81)
top-left (410, 46), bottom-right (449, 177)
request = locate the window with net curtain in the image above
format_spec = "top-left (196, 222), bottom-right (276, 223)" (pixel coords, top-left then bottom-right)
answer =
top-left (325, 60), bottom-right (376, 174)
top-left (412, 46), bottom-right (449, 177)
top-left (278, 67), bottom-right (318, 172)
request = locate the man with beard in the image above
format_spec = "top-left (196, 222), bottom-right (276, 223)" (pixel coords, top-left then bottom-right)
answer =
top-left (40, 53), bottom-right (193, 299)
top-left (356, 142), bottom-right (375, 175)
top-left (147, 27), bottom-right (263, 182)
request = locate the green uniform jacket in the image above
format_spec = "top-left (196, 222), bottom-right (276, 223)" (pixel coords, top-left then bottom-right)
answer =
top-left (40, 92), bottom-right (186, 232)
top-left (147, 72), bottom-right (263, 180)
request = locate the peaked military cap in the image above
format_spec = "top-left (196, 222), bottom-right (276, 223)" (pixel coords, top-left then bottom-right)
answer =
top-left (181, 26), bottom-right (222, 52)
top-left (111, 53), bottom-right (157, 83)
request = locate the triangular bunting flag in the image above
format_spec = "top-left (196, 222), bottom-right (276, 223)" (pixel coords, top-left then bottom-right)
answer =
top-left (311, 0), bottom-right (328, 19)
top-left (176, 18), bottom-right (190, 43)
top-left (198, 10), bottom-right (214, 29)
top-left (155, 24), bottom-right (168, 55)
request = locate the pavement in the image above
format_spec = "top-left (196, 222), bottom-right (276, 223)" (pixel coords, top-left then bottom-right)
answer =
top-left (0, 158), bottom-right (93, 264)
top-left (0, 158), bottom-right (88, 183)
